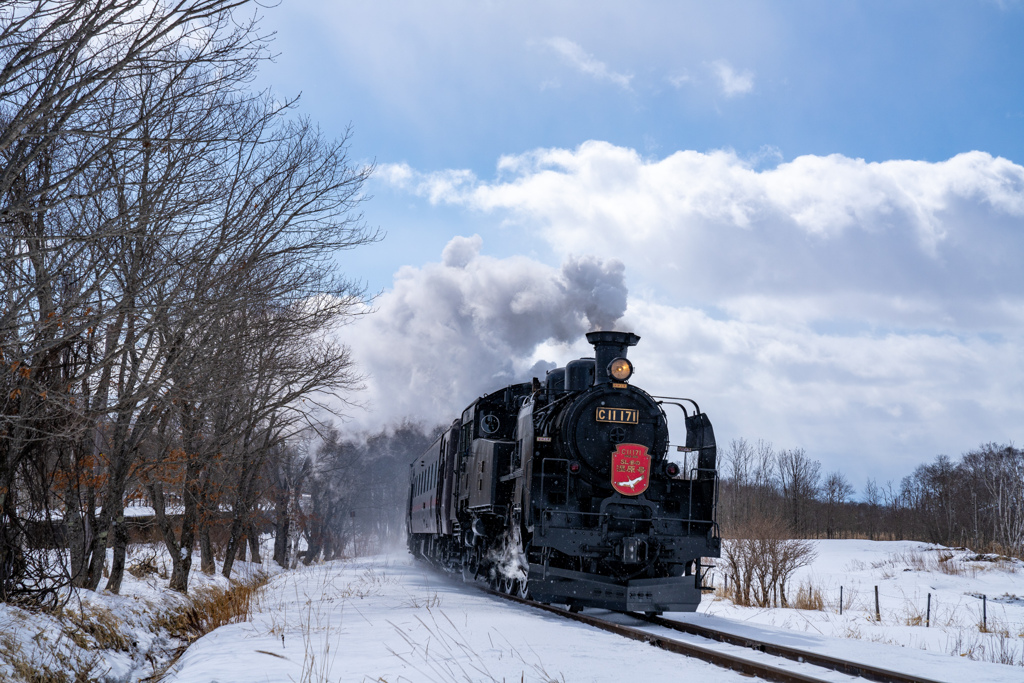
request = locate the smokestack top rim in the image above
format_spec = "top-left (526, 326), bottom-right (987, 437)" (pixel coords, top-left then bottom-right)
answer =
top-left (585, 330), bottom-right (641, 347)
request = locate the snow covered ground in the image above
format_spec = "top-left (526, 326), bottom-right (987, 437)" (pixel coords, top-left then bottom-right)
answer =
top-left (3, 539), bottom-right (1022, 682)
top-left (702, 540), bottom-right (1024, 668)
top-left (161, 540), bottom-right (1024, 683)
top-left (0, 547), bottom-right (271, 683)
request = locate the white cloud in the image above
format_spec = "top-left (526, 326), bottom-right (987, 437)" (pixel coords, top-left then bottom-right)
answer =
top-left (667, 71), bottom-right (692, 88)
top-left (545, 37), bottom-right (632, 90)
top-left (617, 299), bottom-right (1023, 487)
top-left (374, 143), bottom-right (1024, 482)
top-left (385, 142), bottom-right (1024, 332)
top-left (711, 59), bottom-right (754, 96)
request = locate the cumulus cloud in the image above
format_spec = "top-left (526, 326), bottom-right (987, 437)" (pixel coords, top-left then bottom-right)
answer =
top-left (374, 143), bottom-right (1024, 482)
top-left (545, 37), bottom-right (633, 89)
top-left (711, 59), bottom-right (754, 96)
top-left (383, 142), bottom-right (1024, 332)
top-left (617, 299), bottom-right (1024, 487)
top-left (344, 237), bottom-right (627, 429)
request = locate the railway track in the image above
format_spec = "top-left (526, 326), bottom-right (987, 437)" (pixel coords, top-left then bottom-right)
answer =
top-left (479, 585), bottom-right (946, 683)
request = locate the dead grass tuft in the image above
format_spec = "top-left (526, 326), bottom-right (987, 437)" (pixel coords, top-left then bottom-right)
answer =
top-left (792, 580), bottom-right (824, 611)
top-left (0, 630), bottom-right (100, 683)
top-left (155, 571), bottom-right (268, 643)
top-left (64, 604), bottom-right (132, 652)
top-left (872, 548), bottom-right (978, 577)
top-left (127, 553), bottom-right (161, 579)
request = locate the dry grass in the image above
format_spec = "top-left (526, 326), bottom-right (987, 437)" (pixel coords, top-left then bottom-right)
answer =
top-left (792, 580), bottom-right (824, 611)
top-left (127, 552), bottom-right (162, 579)
top-left (385, 608), bottom-right (565, 683)
top-left (0, 630), bottom-right (100, 683)
top-left (64, 604), bottom-right (133, 652)
top-left (155, 571), bottom-right (269, 643)
top-left (871, 548), bottom-right (979, 577)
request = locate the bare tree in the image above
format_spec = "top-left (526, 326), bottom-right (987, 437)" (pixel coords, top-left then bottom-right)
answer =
top-left (864, 477), bottom-right (882, 540)
top-left (1, 0), bottom-right (376, 600)
top-left (822, 471), bottom-right (854, 539)
top-left (776, 448), bottom-right (821, 537)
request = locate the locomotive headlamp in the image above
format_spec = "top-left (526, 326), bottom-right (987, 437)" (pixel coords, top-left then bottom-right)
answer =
top-left (665, 462), bottom-right (680, 478)
top-left (608, 357), bottom-right (633, 382)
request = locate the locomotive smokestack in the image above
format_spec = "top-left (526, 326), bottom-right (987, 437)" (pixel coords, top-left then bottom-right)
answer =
top-left (586, 330), bottom-right (640, 385)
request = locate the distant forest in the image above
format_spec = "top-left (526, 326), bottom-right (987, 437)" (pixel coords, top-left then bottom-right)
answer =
top-left (717, 438), bottom-right (1024, 559)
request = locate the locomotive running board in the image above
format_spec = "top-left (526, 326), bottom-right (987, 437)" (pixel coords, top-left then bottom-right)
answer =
top-left (527, 564), bottom-right (701, 613)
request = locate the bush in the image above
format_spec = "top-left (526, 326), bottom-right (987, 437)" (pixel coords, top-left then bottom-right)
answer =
top-left (721, 515), bottom-right (817, 607)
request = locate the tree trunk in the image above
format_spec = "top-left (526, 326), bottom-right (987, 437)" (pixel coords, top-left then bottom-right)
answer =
top-left (273, 487), bottom-right (289, 568)
top-left (222, 514), bottom-right (245, 579)
top-left (247, 523), bottom-right (262, 564)
top-left (105, 508), bottom-right (129, 593)
top-left (65, 482), bottom-right (88, 586)
top-left (169, 460), bottom-right (203, 592)
top-left (200, 524), bottom-right (215, 575)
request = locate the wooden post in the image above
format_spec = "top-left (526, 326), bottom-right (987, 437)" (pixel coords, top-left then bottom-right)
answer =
top-left (839, 586), bottom-right (843, 615)
top-left (926, 593), bottom-right (931, 627)
top-left (983, 594), bottom-right (987, 630)
top-left (874, 585), bottom-right (880, 621)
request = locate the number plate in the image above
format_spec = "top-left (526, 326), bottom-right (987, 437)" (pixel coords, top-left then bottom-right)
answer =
top-left (595, 407), bottom-right (639, 424)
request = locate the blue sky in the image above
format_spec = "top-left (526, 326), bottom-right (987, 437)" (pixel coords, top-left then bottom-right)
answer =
top-left (258, 1), bottom-right (1024, 487)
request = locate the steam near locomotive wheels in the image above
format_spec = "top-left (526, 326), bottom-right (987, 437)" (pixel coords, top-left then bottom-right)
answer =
top-left (407, 331), bottom-right (720, 613)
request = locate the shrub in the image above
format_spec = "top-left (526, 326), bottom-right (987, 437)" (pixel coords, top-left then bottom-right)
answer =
top-left (721, 515), bottom-right (817, 607)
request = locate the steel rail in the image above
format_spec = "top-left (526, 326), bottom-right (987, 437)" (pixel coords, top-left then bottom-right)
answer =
top-left (480, 587), bottom-right (835, 683)
top-left (479, 585), bottom-right (946, 683)
top-left (633, 612), bottom-right (945, 683)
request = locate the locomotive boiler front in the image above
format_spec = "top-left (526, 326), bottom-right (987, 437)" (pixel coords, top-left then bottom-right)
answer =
top-left (551, 332), bottom-right (670, 487)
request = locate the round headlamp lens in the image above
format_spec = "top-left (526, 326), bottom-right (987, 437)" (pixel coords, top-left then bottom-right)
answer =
top-left (609, 358), bottom-right (633, 381)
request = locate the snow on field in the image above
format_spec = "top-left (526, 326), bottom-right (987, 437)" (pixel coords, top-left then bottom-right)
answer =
top-left (702, 539), bottom-right (1024, 670)
top-left (0, 547), bottom-right (272, 682)
top-left (3, 539), bottom-right (1023, 682)
top-left (162, 540), bottom-right (1024, 683)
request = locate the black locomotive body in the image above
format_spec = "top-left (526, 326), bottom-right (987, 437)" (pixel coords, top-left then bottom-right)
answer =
top-left (407, 331), bottom-right (720, 613)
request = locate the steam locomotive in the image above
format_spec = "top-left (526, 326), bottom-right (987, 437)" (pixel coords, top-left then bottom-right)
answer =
top-left (407, 331), bottom-right (720, 613)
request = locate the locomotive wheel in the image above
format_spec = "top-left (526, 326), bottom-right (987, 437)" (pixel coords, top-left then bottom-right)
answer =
top-left (513, 576), bottom-right (530, 599)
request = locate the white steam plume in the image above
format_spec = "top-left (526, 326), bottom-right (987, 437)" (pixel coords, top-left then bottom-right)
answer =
top-left (343, 236), bottom-right (626, 430)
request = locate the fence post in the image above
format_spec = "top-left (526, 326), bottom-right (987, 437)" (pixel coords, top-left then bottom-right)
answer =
top-left (983, 594), bottom-right (987, 631)
top-left (839, 586), bottom-right (843, 615)
top-left (926, 593), bottom-right (931, 628)
top-left (875, 585), bottom-right (880, 621)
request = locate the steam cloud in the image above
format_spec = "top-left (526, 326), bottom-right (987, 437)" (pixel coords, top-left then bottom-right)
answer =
top-left (343, 236), bottom-right (626, 430)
